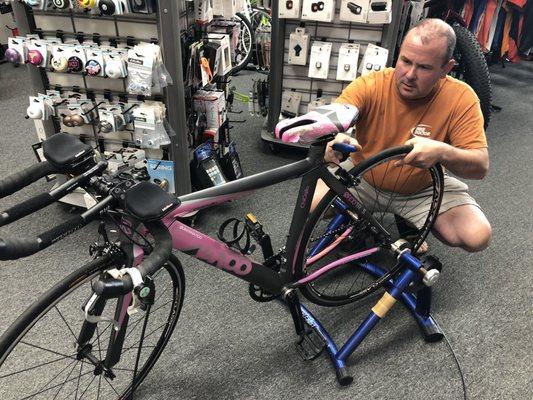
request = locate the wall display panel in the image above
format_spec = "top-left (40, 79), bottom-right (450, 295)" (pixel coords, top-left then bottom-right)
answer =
top-left (267, 0), bottom-right (404, 131)
top-left (11, 0), bottom-right (196, 197)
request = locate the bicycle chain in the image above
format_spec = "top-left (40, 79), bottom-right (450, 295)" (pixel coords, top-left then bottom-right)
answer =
top-left (309, 220), bottom-right (361, 244)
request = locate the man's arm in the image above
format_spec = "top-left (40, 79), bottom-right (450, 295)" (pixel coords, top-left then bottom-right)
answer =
top-left (396, 136), bottom-right (489, 179)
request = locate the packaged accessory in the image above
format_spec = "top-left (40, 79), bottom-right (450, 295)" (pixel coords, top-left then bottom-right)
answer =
top-left (288, 28), bottom-right (310, 66)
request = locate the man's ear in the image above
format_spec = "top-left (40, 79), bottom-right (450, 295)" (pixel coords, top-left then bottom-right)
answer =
top-left (442, 58), bottom-right (455, 77)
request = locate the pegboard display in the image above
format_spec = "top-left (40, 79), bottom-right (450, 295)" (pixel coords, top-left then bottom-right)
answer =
top-left (10, 0), bottom-right (196, 196)
top-left (266, 0), bottom-right (404, 132)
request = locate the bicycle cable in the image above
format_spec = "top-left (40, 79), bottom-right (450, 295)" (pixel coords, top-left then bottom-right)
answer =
top-left (434, 317), bottom-right (468, 400)
top-left (104, 210), bottom-right (154, 250)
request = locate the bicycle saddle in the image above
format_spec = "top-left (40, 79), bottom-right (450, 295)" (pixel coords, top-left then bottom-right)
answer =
top-left (124, 181), bottom-right (180, 221)
top-left (42, 132), bottom-right (96, 174)
top-left (275, 103), bottom-right (359, 143)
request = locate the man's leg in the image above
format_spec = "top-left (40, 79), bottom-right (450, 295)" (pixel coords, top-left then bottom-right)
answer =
top-left (432, 204), bottom-right (492, 252)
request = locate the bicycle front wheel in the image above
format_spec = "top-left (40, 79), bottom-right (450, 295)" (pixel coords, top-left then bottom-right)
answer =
top-left (0, 254), bottom-right (185, 400)
top-left (296, 146), bottom-right (444, 307)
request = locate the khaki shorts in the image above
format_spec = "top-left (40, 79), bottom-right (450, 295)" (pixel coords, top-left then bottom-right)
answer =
top-left (347, 174), bottom-right (480, 230)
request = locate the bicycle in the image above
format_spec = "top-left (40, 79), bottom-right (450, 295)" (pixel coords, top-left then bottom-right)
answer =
top-left (0, 115), bottom-right (446, 398)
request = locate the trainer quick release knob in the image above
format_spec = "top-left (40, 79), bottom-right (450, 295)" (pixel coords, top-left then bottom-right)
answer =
top-left (422, 268), bottom-right (440, 286)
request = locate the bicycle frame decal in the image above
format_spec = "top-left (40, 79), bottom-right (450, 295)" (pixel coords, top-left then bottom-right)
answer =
top-left (168, 220), bottom-right (253, 276)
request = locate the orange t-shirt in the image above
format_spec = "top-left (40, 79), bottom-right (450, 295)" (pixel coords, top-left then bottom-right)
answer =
top-left (335, 68), bottom-right (487, 194)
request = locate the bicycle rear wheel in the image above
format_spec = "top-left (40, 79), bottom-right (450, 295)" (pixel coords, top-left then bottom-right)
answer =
top-left (0, 254), bottom-right (185, 400)
top-left (296, 146), bottom-right (444, 307)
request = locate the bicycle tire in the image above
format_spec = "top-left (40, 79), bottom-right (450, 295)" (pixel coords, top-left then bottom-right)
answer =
top-left (450, 23), bottom-right (492, 130)
top-left (296, 146), bottom-right (444, 307)
top-left (231, 13), bottom-right (254, 75)
top-left (0, 254), bottom-right (185, 400)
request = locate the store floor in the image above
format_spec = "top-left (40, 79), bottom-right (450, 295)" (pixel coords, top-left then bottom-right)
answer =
top-left (0, 62), bottom-right (531, 400)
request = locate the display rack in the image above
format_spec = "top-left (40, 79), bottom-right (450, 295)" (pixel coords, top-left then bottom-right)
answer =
top-left (11, 0), bottom-right (194, 198)
top-left (263, 0), bottom-right (404, 149)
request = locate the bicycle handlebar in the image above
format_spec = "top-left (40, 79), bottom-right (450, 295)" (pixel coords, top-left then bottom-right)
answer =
top-left (0, 161), bottom-right (108, 228)
top-left (92, 219), bottom-right (173, 297)
top-left (0, 195), bottom-right (115, 261)
top-left (0, 161), bottom-right (57, 199)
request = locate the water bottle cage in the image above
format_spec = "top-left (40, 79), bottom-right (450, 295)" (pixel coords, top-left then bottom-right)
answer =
top-left (217, 218), bottom-right (255, 255)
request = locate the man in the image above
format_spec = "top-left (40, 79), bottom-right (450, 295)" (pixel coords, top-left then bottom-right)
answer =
top-left (278, 19), bottom-right (492, 253)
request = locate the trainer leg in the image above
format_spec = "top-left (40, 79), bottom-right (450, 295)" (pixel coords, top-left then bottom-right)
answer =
top-left (432, 205), bottom-right (492, 252)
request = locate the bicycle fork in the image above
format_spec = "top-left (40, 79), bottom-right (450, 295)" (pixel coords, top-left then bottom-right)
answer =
top-left (75, 276), bottom-right (156, 379)
top-left (298, 250), bottom-right (444, 385)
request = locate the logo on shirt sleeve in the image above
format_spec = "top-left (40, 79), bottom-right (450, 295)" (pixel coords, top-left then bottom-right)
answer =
top-left (410, 124), bottom-right (432, 137)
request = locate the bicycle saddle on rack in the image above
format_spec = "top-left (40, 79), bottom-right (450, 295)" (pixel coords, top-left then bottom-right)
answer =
top-left (42, 132), bottom-right (96, 174)
top-left (274, 104), bottom-right (359, 143)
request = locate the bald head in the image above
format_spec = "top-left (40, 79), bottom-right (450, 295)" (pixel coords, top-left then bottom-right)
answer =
top-left (405, 19), bottom-right (456, 65)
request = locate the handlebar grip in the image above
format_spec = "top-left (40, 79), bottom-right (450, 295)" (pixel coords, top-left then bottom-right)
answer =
top-left (135, 220), bottom-right (173, 278)
top-left (0, 162), bottom-right (56, 199)
top-left (332, 143), bottom-right (357, 162)
top-left (0, 193), bottom-right (55, 227)
top-left (0, 214), bottom-right (85, 260)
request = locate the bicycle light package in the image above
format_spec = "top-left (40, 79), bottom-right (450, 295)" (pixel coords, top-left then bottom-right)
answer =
top-left (308, 41), bottom-right (332, 80)
top-left (339, 0), bottom-right (369, 23)
top-left (367, 0), bottom-right (392, 24)
top-left (278, 0), bottom-right (301, 19)
top-left (361, 43), bottom-right (388, 76)
top-left (336, 43), bottom-right (360, 81)
top-left (288, 27), bottom-right (310, 66)
top-left (301, 0), bottom-right (335, 22)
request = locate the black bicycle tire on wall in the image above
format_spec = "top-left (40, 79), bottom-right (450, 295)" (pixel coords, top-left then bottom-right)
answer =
top-left (451, 23), bottom-right (493, 130)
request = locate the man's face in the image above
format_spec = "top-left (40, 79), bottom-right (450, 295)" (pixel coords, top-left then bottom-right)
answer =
top-left (394, 33), bottom-right (455, 100)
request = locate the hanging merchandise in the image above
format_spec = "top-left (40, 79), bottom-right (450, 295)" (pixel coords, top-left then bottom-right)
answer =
top-left (301, 0), bottom-right (335, 22)
top-left (288, 27), bottom-right (310, 66)
top-left (193, 89), bottom-right (227, 138)
top-left (360, 43), bottom-right (388, 76)
top-left (194, 0), bottom-right (214, 25)
top-left (132, 102), bottom-right (171, 149)
top-left (218, 141), bottom-right (243, 181)
top-left (308, 41), bottom-right (332, 79)
top-left (279, 0), bottom-right (301, 19)
top-left (280, 90), bottom-right (302, 118)
top-left (191, 141), bottom-right (227, 189)
top-left (126, 43), bottom-right (173, 96)
top-left (367, 0), bottom-right (392, 24)
top-left (336, 43), bottom-right (360, 81)
top-left (339, 0), bottom-right (369, 23)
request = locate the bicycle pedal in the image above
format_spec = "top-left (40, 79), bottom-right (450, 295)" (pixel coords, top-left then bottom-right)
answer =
top-left (295, 327), bottom-right (326, 361)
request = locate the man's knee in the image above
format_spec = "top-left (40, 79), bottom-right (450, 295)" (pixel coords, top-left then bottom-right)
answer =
top-left (461, 221), bottom-right (492, 252)
top-left (433, 205), bottom-right (492, 252)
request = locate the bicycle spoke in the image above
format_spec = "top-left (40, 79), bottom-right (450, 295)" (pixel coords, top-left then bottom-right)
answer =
top-left (55, 306), bottom-right (78, 342)
top-left (77, 372), bottom-right (97, 400)
top-left (19, 370), bottom-right (93, 400)
top-left (36, 357), bottom-right (78, 398)
top-left (0, 354), bottom-right (76, 379)
top-left (74, 359), bottom-right (84, 399)
top-left (103, 376), bottom-right (120, 396)
top-left (53, 358), bottom-right (79, 400)
top-left (19, 341), bottom-right (77, 360)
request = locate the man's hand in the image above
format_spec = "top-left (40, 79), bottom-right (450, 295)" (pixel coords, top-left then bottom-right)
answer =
top-left (394, 136), bottom-right (446, 168)
top-left (325, 133), bottom-right (362, 164)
